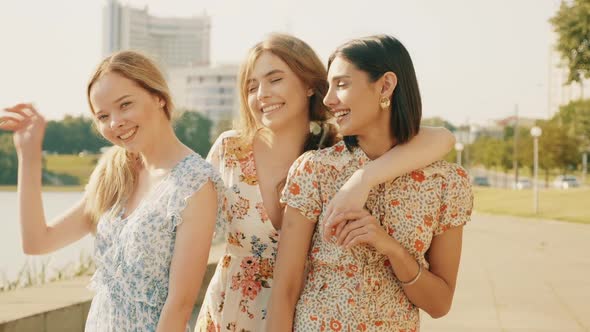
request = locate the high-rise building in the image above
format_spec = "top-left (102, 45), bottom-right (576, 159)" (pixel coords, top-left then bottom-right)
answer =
top-left (103, 0), bottom-right (210, 68)
top-left (103, 0), bottom-right (238, 126)
top-left (168, 65), bottom-right (240, 125)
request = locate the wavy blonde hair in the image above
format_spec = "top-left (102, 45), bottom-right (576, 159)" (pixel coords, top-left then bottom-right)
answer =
top-left (236, 33), bottom-right (338, 151)
top-left (84, 50), bottom-right (174, 223)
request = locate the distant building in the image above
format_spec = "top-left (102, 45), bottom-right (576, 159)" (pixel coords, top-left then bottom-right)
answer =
top-left (494, 115), bottom-right (537, 128)
top-left (103, 0), bottom-right (210, 68)
top-left (168, 65), bottom-right (240, 125)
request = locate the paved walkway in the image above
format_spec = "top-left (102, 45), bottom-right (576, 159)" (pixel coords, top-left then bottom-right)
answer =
top-left (421, 213), bottom-right (590, 331)
top-left (2, 214), bottom-right (588, 331)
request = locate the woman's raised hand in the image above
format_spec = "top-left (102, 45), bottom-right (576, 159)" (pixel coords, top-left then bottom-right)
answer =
top-left (1, 103), bottom-right (46, 156)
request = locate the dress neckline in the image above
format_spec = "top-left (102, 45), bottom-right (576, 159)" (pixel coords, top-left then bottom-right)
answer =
top-left (119, 152), bottom-right (196, 221)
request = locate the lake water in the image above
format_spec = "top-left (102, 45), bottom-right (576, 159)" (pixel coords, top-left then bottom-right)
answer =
top-left (0, 191), bottom-right (94, 285)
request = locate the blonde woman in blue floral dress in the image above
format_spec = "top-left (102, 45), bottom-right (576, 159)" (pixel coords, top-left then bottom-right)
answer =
top-left (1, 51), bottom-right (224, 332)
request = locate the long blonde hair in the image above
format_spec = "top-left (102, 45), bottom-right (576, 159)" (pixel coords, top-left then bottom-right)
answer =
top-left (84, 50), bottom-right (173, 223)
top-left (236, 33), bottom-right (338, 151)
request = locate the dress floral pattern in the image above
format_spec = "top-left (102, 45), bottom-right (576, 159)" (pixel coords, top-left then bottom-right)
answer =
top-left (281, 141), bottom-right (473, 332)
top-left (85, 152), bottom-right (224, 332)
top-left (195, 131), bottom-right (279, 332)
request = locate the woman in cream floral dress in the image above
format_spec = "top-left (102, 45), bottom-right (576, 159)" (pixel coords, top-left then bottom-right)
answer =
top-left (195, 34), bottom-right (456, 332)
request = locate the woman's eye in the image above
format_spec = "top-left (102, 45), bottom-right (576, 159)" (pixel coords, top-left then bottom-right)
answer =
top-left (97, 114), bottom-right (109, 121)
top-left (270, 77), bottom-right (282, 83)
top-left (121, 101), bottom-right (132, 109)
top-left (248, 86), bottom-right (258, 93)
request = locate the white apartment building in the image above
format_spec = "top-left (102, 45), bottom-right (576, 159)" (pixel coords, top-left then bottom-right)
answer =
top-left (103, 0), bottom-right (210, 68)
top-left (168, 65), bottom-right (240, 125)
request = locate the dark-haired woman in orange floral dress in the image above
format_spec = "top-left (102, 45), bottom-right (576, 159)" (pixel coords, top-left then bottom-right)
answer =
top-left (268, 35), bottom-right (474, 332)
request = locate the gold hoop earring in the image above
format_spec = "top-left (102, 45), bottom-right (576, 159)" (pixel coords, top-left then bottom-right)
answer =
top-left (380, 97), bottom-right (391, 109)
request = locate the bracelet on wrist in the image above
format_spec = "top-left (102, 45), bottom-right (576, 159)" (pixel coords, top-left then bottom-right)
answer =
top-left (399, 262), bottom-right (422, 286)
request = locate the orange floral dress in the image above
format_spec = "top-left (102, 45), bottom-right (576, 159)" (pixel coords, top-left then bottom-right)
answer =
top-left (195, 131), bottom-right (279, 332)
top-left (281, 140), bottom-right (473, 332)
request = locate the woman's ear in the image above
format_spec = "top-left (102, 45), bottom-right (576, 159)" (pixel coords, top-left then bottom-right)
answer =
top-left (154, 94), bottom-right (166, 108)
top-left (380, 71), bottom-right (398, 98)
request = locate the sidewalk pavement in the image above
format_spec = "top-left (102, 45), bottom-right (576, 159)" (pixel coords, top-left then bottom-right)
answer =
top-left (421, 213), bottom-right (590, 332)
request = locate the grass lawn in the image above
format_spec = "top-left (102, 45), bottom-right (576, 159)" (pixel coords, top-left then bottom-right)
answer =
top-left (0, 185), bottom-right (84, 192)
top-left (0, 154), bottom-right (96, 191)
top-left (474, 187), bottom-right (590, 224)
top-left (44, 154), bottom-right (98, 185)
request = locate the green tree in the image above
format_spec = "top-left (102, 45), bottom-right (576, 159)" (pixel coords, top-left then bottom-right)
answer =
top-left (557, 99), bottom-right (590, 150)
top-left (421, 117), bottom-right (457, 131)
top-left (0, 133), bottom-right (18, 184)
top-left (471, 136), bottom-right (507, 170)
top-left (173, 110), bottom-right (213, 157)
top-left (212, 117), bottom-right (235, 142)
top-left (550, 0), bottom-right (590, 83)
top-left (538, 118), bottom-right (581, 175)
top-left (43, 116), bottom-right (107, 154)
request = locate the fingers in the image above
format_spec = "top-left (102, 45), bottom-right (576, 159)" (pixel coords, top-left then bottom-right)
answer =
top-left (341, 228), bottom-right (369, 248)
top-left (325, 202), bottom-right (333, 220)
top-left (322, 209), bottom-right (337, 241)
top-left (1, 109), bottom-right (24, 122)
top-left (344, 233), bottom-right (370, 249)
top-left (324, 209), bottom-right (371, 241)
top-left (0, 119), bottom-right (25, 131)
top-left (325, 209), bottom-right (370, 231)
top-left (336, 217), bottom-right (371, 245)
top-left (341, 219), bottom-right (382, 249)
top-left (0, 103), bottom-right (42, 132)
top-left (26, 104), bottom-right (39, 115)
top-left (26, 104), bottom-right (43, 119)
top-left (0, 110), bottom-right (27, 132)
top-left (5, 103), bottom-right (34, 119)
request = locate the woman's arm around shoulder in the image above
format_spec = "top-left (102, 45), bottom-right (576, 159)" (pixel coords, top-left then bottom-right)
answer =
top-left (325, 126), bottom-right (455, 236)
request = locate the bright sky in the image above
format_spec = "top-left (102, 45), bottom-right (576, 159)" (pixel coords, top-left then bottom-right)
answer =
top-left (0, 0), bottom-right (560, 125)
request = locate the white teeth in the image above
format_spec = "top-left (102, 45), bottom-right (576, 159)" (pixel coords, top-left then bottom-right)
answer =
top-left (119, 127), bottom-right (137, 140)
top-left (334, 110), bottom-right (351, 118)
top-left (261, 104), bottom-right (283, 113)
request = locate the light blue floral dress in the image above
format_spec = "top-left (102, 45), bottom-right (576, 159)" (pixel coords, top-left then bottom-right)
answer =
top-left (85, 153), bottom-right (224, 332)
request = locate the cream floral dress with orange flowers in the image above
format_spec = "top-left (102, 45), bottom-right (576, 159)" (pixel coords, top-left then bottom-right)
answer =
top-left (281, 140), bottom-right (473, 332)
top-left (195, 131), bottom-right (279, 332)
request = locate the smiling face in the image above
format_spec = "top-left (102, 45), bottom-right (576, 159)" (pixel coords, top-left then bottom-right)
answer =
top-left (324, 56), bottom-right (386, 137)
top-left (89, 72), bottom-right (168, 153)
top-left (245, 51), bottom-right (311, 132)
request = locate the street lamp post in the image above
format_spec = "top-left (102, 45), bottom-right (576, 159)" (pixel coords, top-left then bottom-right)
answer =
top-left (455, 142), bottom-right (464, 166)
top-left (530, 126), bottom-right (542, 214)
top-left (583, 151), bottom-right (588, 187)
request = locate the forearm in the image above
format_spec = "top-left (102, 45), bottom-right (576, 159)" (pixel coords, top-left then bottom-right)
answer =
top-left (156, 300), bottom-right (193, 332)
top-left (360, 127), bottom-right (455, 187)
top-left (385, 243), bottom-right (454, 318)
top-left (267, 283), bottom-right (301, 331)
top-left (17, 152), bottom-right (49, 254)
top-left (266, 207), bottom-right (313, 331)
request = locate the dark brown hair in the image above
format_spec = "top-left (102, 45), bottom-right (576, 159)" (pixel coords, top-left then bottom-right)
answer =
top-left (328, 34), bottom-right (422, 147)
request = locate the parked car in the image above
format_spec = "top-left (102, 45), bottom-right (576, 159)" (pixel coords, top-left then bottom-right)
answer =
top-left (552, 175), bottom-right (580, 189)
top-left (472, 176), bottom-right (490, 187)
top-left (514, 178), bottom-right (532, 190)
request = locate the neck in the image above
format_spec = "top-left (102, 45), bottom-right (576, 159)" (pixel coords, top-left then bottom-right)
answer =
top-left (138, 124), bottom-right (188, 172)
top-left (356, 111), bottom-right (396, 160)
top-left (255, 120), bottom-right (309, 166)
